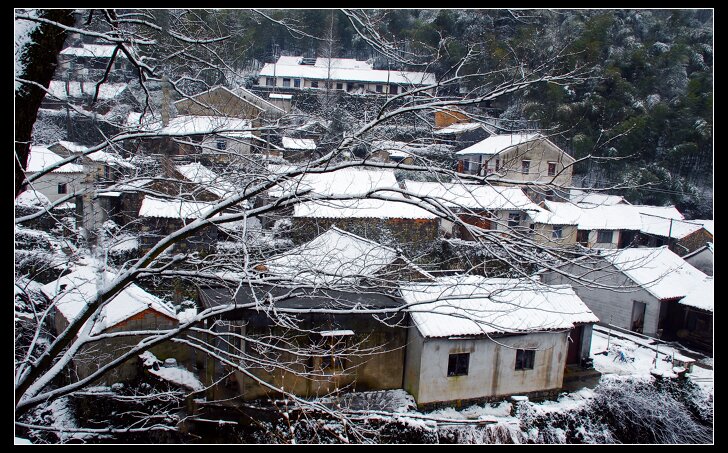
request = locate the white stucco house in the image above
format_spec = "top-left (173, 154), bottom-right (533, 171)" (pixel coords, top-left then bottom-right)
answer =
top-left (400, 276), bottom-right (598, 408)
top-left (24, 145), bottom-right (85, 204)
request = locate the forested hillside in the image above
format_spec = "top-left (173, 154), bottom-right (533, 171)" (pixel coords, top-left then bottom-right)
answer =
top-left (202, 9), bottom-right (712, 218)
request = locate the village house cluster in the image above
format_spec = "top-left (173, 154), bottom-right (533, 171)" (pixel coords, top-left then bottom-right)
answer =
top-left (19, 39), bottom-right (714, 412)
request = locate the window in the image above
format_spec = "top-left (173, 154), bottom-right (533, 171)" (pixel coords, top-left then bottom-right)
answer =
top-left (376, 84), bottom-right (383, 93)
top-left (293, 78), bottom-right (301, 88)
top-left (216, 139), bottom-right (227, 150)
top-left (495, 159), bottom-right (500, 171)
top-left (282, 78), bottom-right (291, 88)
top-left (552, 225), bottom-right (563, 239)
top-left (311, 80), bottom-right (319, 88)
top-left (265, 77), bottom-right (275, 87)
top-left (515, 349), bottom-right (535, 370)
top-left (103, 164), bottom-right (110, 180)
top-left (389, 84), bottom-right (398, 94)
top-left (548, 162), bottom-right (557, 176)
top-left (57, 183), bottom-right (67, 194)
top-left (336, 82), bottom-right (343, 90)
top-left (597, 230), bottom-right (613, 243)
top-left (521, 160), bottom-right (531, 174)
top-left (447, 353), bottom-right (469, 376)
top-left (508, 213), bottom-right (521, 228)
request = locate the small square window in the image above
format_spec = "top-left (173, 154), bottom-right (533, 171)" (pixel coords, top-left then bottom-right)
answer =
top-left (447, 352), bottom-right (469, 376)
top-left (282, 78), bottom-right (291, 88)
top-left (336, 82), bottom-right (343, 90)
top-left (552, 225), bottom-right (563, 239)
top-left (57, 183), bottom-right (67, 194)
top-left (597, 230), bottom-right (613, 243)
top-left (508, 213), bottom-right (521, 228)
top-left (515, 349), bottom-right (535, 370)
top-left (548, 162), bottom-right (557, 176)
top-left (266, 77), bottom-right (275, 87)
top-left (521, 160), bottom-right (531, 174)
top-left (216, 139), bottom-right (227, 150)
top-left (311, 80), bottom-right (319, 88)
top-left (293, 78), bottom-right (301, 88)
top-left (376, 84), bottom-right (383, 93)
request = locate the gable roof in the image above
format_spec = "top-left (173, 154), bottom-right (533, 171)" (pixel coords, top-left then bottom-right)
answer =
top-left (282, 137), bottom-right (316, 150)
top-left (51, 141), bottom-right (134, 169)
top-left (433, 122), bottom-right (496, 135)
top-left (60, 44), bottom-right (124, 58)
top-left (400, 276), bottom-right (598, 338)
top-left (403, 180), bottom-right (543, 212)
top-left (233, 86), bottom-right (286, 114)
top-left (678, 277), bottom-right (713, 312)
top-left (138, 195), bottom-right (220, 220)
top-left (602, 246), bottom-right (709, 301)
top-left (259, 56), bottom-right (436, 86)
top-left (47, 81), bottom-right (128, 100)
top-left (542, 201), bottom-right (689, 234)
top-left (569, 190), bottom-right (630, 206)
top-left (638, 214), bottom-right (705, 240)
top-left (174, 162), bottom-right (236, 198)
top-left (26, 146), bottom-right (83, 173)
top-left (454, 133), bottom-right (572, 161)
top-left (263, 226), bottom-right (432, 285)
top-left (42, 266), bottom-right (177, 334)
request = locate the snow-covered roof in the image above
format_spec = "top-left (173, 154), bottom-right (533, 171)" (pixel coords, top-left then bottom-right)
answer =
top-left (174, 162), bottom-right (236, 198)
top-left (138, 196), bottom-right (220, 220)
top-left (569, 190), bottom-right (629, 206)
top-left (692, 219), bottom-right (713, 236)
top-left (455, 133), bottom-right (545, 156)
top-left (269, 167), bottom-right (398, 198)
top-left (400, 276), bottom-right (598, 338)
top-left (264, 226), bottom-right (401, 284)
top-left (42, 266), bottom-right (177, 335)
top-left (60, 44), bottom-right (124, 58)
top-left (294, 198), bottom-right (437, 219)
top-left (269, 93), bottom-right (293, 100)
top-left (403, 180), bottom-right (543, 212)
top-left (282, 137), bottom-right (316, 150)
top-left (639, 214), bottom-right (705, 239)
top-left (15, 189), bottom-right (50, 207)
top-left (678, 277), bottom-right (713, 312)
top-left (26, 146), bottom-right (83, 173)
top-left (433, 122), bottom-right (490, 135)
top-left (233, 86), bottom-right (286, 113)
top-left (259, 56), bottom-right (436, 86)
top-left (47, 81), bottom-right (128, 100)
top-left (542, 201), bottom-right (641, 230)
top-left (53, 141), bottom-right (134, 168)
top-left (160, 115), bottom-right (254, 137)
top-left (602, 246), bottom-right (709, 301)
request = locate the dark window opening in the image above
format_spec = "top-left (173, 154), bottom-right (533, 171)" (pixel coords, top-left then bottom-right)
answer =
top-left (447, 352), bottom-right (470, 376)
top-left (389, 84), bottom-right (398, 94)
top-left (58, 183), bottom-right (67, 194)
top-left (597, 230), bottom-right (613, 243)
top-left (311, 80), bottom-right (319, 88)
top-left (282, 78), bottom-right (291, 88)
top-left (293, 78), bottom-right (301, 88)
top-left (336, 82), bottom-right (343, 90)
top-left (216, 139), bottom-right (227, 150)
top-left (508, 213), bottom-right (521, 228)
top-left (515, 349), bottom-right (535, 370)
top-left (376, 84), bottom-right (383, 93)
top-left (266, 77), bottom-right (275, 87)
top-left (553, 225), bottom-right (563, 239)
top-left (521, 160), bottom-right (531, 174)
top-left (548, 162), bottom-right (557, 176)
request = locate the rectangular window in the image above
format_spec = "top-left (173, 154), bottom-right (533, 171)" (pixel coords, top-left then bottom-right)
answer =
top-left (597, 230), bottom-right (613, 243)
top-left (311, 80), bottom-right (319, 88)
top-left (521, 160), bottom-right (531, 174)
top-left (495, 159), bottom-right (500, 171)
top-left (376, 84), bottom-right (383, 93)
top-left (389, 84), bottom-right (398, 94)
top-left (515, 349), bottom-right (535, 370)
top-left (548, 162), bottom-right (557, 176)
top-left (447, 353), bottom-right (469, 376)
top-left (293, 78), bottom-right (301, 88)
top-left (508, 213), bottom-right (521, 228)
top-left (266, 77), bottom-right (275, 87)
top-left (336, 82), bottom-right (343, 90)
top-left (216, 139), bottom-right (227, 150)
top-left (552, 225), bottom-right (563, 239)
top-left (58, 183), bottom-right (67, 194)
top-left (282, 78), bottom-right (291, 88)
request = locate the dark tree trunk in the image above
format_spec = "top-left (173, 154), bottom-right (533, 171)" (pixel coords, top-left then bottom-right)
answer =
top-left (15, 9), bottom-right (76, 197)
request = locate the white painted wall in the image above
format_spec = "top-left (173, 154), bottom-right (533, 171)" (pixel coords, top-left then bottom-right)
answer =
top-left (25, 171), bottom-right (86, 203)
top-left (405, 330), bottom-right (568, 406)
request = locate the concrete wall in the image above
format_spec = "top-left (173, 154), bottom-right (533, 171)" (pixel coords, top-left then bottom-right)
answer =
top-left (684, 248), bottom-right (713, 276)
top-left (405, 331), bottom-right (569, 406)
top-left (26, 171), bottom-right (86, 203)
top-left (237, 313), bottom-right (408, 400)
top-left (587, 229), bottom-right (620, 249)
top-left (174, 88), bottom-right (262, 120)
top-left (541, 262), bottom-right (665, 336)
top-left (531, 222), bottom-right (577, 247)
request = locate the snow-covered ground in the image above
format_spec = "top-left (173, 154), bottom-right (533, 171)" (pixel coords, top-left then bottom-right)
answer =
top-left (590, 327), bottom-right (713, 395)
